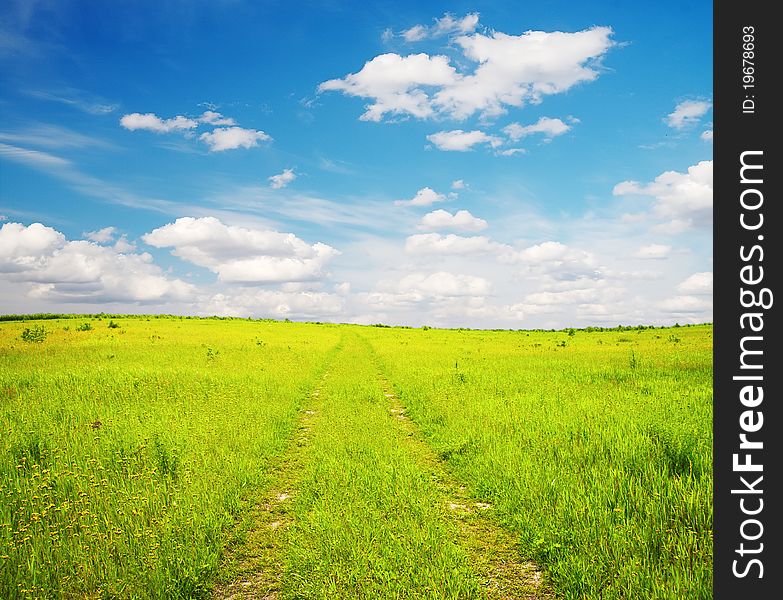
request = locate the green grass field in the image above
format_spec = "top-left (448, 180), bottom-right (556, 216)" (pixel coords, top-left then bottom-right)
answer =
top-left (1, 316), bottom-right (712, 599)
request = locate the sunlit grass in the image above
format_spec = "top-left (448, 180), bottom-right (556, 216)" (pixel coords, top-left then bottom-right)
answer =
top-left (363, 324), bottom-right (712, 600)
top-left (1, 317), bottom-right (712, 599)
top-left (1, 317), bottom-right (340, 598)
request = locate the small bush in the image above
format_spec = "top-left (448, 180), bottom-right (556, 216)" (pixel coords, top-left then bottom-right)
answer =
top-left (76, 322), bottom-right (93, 331)
top-left (108, 320), bottom-right (120, 329)
top-left (20, 325), bottom-right (47, 343)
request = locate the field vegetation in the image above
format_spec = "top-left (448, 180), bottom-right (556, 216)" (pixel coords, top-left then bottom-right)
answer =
top-left (1, 316), bottom-right (711, 599)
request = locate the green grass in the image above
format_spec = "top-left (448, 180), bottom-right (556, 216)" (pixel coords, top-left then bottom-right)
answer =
top-left (281, 333), bottom-right (483, 598)
top-left (363, 324), bottom-right (713, 599)
top-left (1, 317), bottom-right (712, 599)
top-left (0, 317), bottom-right (340, 598)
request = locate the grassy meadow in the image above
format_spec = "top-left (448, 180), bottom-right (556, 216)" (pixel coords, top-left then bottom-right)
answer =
top-left (0, 316), bottom-right (712, 599)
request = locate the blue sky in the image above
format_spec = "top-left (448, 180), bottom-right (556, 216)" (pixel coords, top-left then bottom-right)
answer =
top-left (0, 0), bottom-right (712, 327)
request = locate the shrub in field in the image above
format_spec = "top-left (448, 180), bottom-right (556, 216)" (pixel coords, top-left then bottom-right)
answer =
top-left (76, 322), bottom-right (93, 331)
top-left (108, 320), bottom-right (120, 329)
top-left (20, 325), bottom-right (47, 343)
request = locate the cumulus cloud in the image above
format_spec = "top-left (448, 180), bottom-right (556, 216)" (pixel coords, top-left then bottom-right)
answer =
top-left (120, 113), bottom-right (199, 133)
top-left (451, 179), bottom-right (466, 189)
top-left (426, 129), bottom-right (502, 151)
top-left (503, 117), bottom-right (572, 141)
top-left (401, 13), bottom-right (480, 42)
top-left (0, 222), bottom-right (65, 270)
top-left (269, 168), bottom-right (296, 189)
top-left (199, 127), bottom-right (272, 152)
top-left (318, 53), bottom-right (458, 121)
top-left (405, 232), bottom-right (499, 255)
top-left (84, 227), bottom-right (116, 244)
top-left (613, 160), bottom-right (713, 229)
top-left (677, 271), bottom-right (712, 294)
top-left (501, 241), bottom-right (591, 265)
top-left (0, 222), bottom-right (193, 303)
top-left (633, 244), bottom-right (671, 259)
top-left (499, 241), bottom-right (600, 281)
top-left (142, 216), bottom-right (339, 284)
top-left (666, 100), bottom-right (711, 129)
top-left (418, 209), bottom-right (487, 232)
top-left (121, 111), bottom-right (270, 152)
top-left (320, 25), bottom-right (615, 121)
top-left (394, 187), bottom-right (447, 207)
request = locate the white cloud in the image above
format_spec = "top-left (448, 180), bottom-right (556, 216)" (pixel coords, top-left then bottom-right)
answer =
top-left (84, 226), bottom-right (116, 244)
top-left (650, 219), bottom-right (693, 235)
top-left (405, 232), bottom-right (499, 255)
top-left (113, 235), bottom-right (136, 253)
top-left (402, 25), bottom-right (428, 42)
top-left (434, 26), bottom-right (615, 119)
top-left (0, 124), bottom-right (112, 150)
top-left (613, 160), bottom-right (713, 229)
top-left (401, 13), bottom-right (480, 42)
top-left (499, 241), bottom-right (600, 281)
top-left (321, 25), bottom-right (614, 121)
top-left (503, 117), bottom-right (572, 141)
top-left (666, 100), bottom-right (711, 129)
top-left (120, 112), bottom-right (199, 133)
top-left (142, 216), bottom-right (339, 284)
top-left (374, 271), bottom-right (492, 300)
top-left (523, 287), bottom-right (601, 306)
top-left (199, 127), bottom-right (272, 152)
top-left (451, 179), bottom-right (466, 189)
top-left (677, 271), bottom-right (712, 294)
top-left (501, 240), bottom-right (590, 265)
top-left (204, 289), bottom-right (344, 319)
top-left (497, 148), bottom-right (527, 156)
top-left (633, 244), bottom-right (671, 259)
top-left (418, 209), bottom-right (487, 232)
top-left (199, 111), bottom-right (236, 126)
top-left (0, 222), bottom-right (193, 303)
top-left (394, 187), bottom-right (447, 207)
top-left (432, 13), bottom-right (480, 37)
top-left (269, 168), bottom-right (296, 189)
top-left (657, 295), bottom-right (713, 314)
top-left (426, 129), bottom-right (502, 151)
top-left (318, 53), bottom-right (458, 122)
top-left (0, 142), bottom-right (71, 167)
top-left (0, 222), bottom-right (65, 271)
top-left (701, 129), bottom-right (713, 142)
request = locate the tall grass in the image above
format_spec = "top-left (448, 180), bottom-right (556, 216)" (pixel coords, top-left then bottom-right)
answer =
top-left (363, 325), bottom-right (712, 599)
top-left (282, 333), bottom-right (482, 598)
top-left (0, 317), bottom-right (340, 598)
top-left (1, 317), bottom-right (712, 598)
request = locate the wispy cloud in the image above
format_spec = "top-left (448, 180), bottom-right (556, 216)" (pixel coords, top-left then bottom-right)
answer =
top-left (26, 89), bottom-right (119, 115)
top-left (0, 123), bottom-right (113, 150)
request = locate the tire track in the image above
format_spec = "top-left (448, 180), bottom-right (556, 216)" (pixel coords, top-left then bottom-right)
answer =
top-left (212, 341), bottom-right (341, 600)
top-left (365, 340), bottom-right (555, 600)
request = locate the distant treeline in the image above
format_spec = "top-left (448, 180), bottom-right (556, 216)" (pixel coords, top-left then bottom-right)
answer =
top-left (0, 313), bottom-right (277, 323)
top-left (0, 312), bottom-right (712, 332)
